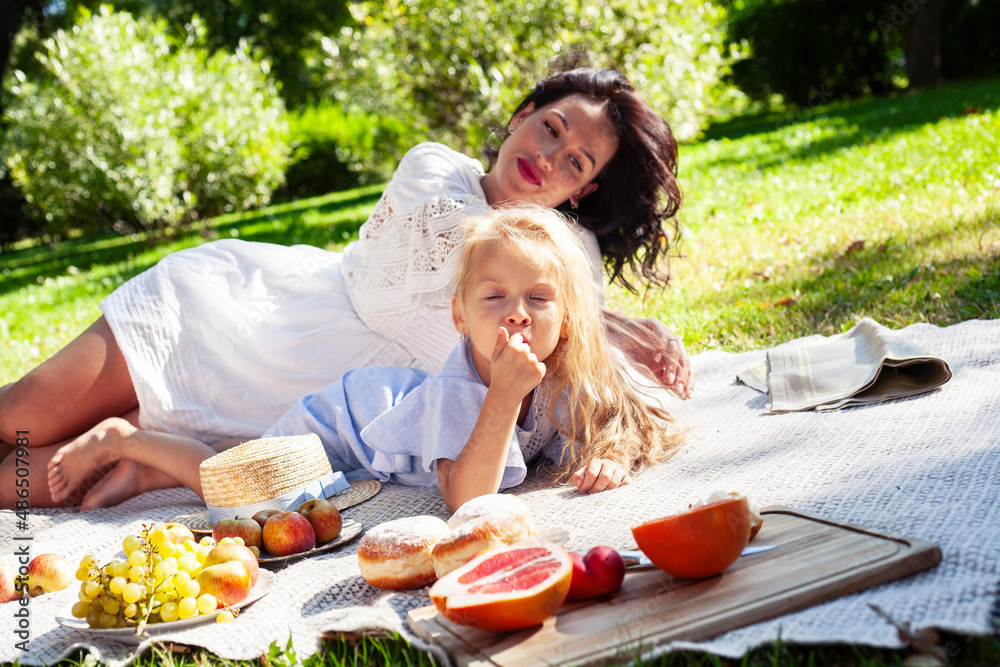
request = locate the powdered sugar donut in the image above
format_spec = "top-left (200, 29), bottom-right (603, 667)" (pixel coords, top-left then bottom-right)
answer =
top-left (357, 516), bottom-right (451, 590)
top-left (432, 494), bottom-right (534, 577)
top-left (445, 493), bottom-right (532, 529)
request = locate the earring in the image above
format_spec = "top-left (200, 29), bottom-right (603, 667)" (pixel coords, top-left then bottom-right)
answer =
top-left (460, 332), bottom-right (466, 341)
top-left (570, 199), bottom-right (579, 209)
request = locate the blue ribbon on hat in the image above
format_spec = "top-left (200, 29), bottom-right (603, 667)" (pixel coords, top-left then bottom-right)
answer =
top-left (206, 471), bottom-right (351, 525)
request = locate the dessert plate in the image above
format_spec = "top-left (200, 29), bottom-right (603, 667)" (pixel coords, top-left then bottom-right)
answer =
top-left (55, 570), bottom-right (277, 645)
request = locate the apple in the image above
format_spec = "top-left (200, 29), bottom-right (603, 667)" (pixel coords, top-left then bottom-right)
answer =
top-left (26, 553), bottom-right (74, 597)
top-left (203, 543), bottom-right (260, 586)
top-left (0, 563), bottom-right (21, 603)
top-left (251, 509), bottom-right (281, 530)
top-left (195, 561), bottom-right (253, 607)
top-left (297, 498), bottom-right (343, 544)
top-left (158, 522), bottom-right (196, 544)
top-left (213, 516), bottom-right (263, 549)
top-left (566, 546), bottom-right (627, 602)
top-left (262, 511), bottom-right (316, 557)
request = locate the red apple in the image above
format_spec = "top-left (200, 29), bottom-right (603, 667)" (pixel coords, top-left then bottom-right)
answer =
top-left (26, 553), bottom-right (73, 597)
top-left (251, 509), bottom-right (282, 530)
top-left (262, 511), bottom-right (316, 556)
top-left (203, 543), bottom-right (260, 586)
top-left (0, 563), bottom-right (21, 603)
top-left (195, 561), bottom-right (252, 607)
top-left (213, 516), bottom-right (263, 549)
top-left (297, 498), bottom-right (343, 544)
top-left (566, 546), bottom-right (627, 602)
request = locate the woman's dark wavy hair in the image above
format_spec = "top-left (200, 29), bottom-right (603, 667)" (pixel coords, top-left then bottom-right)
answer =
top-left (487, 68), bottom-right (681, 293)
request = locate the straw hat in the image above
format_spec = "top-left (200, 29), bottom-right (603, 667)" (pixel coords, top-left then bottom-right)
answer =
top-left (200, 434), bottom-right (349, 525)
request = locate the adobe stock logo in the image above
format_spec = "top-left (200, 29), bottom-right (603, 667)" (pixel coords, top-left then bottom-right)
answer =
top-left (877, 0), bottom-right (934, 38)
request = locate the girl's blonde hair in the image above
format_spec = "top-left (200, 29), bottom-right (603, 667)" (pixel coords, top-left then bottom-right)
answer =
top-left (453, 205), bottom-right (683, 481)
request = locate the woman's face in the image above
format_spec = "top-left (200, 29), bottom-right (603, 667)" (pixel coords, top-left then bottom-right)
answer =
top-left (482, 94), bottom-right (619, 209)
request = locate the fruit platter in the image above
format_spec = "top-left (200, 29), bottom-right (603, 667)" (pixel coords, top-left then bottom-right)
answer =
top-left (44, 522), bottom-right (273, 641)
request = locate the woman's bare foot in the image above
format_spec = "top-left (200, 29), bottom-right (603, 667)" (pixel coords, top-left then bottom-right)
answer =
top-left (47, 417), bottom-right (136, 503)
top-left (79, 460), bottom-right (181, 511)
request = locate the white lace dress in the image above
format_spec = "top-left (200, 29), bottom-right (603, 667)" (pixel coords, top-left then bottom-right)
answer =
top-left (102, 143), bottom-right (602, 442)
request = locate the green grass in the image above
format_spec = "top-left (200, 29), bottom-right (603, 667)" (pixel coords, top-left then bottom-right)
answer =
top-left (615, 76), bottom-right (1000, 351)
top-left (3, 77), bottom-right (1000, 664)
top-left (29, 629), bottom-right (1000, 667)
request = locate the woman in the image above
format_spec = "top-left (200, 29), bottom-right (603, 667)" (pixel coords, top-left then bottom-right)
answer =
top-left (46, 206), bottom-right (685, 512)
top-left (0, 68), bottom-right (694, 509)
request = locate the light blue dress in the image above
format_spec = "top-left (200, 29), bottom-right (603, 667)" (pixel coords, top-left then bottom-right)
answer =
top-left (264, 341), bottom-right (567, 489)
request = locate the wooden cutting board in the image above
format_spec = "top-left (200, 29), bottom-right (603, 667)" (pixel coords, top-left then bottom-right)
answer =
top-left (407, 506), bottom-right (941, 667)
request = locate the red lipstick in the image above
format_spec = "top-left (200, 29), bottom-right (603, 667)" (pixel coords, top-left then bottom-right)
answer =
top-left (517, 158), bottom-right (542, 186)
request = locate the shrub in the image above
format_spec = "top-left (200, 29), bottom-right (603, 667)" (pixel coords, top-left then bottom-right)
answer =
top-left (2, 6), bottom-right (290, 238)
top-left (275, 104), bottom-right (412, 201)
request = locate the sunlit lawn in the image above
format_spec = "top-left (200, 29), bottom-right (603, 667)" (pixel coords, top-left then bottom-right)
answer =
top-left (2, 77), bottom-right (999, 665)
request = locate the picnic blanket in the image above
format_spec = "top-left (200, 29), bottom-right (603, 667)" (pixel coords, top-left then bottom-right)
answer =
top-left (2, 318), bottom-right (998, 666)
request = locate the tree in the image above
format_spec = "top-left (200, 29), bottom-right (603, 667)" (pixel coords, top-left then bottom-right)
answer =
top-left (904, 0), bottom-right (950, 89)
top-left (1, 0), bottom-right (44, 116)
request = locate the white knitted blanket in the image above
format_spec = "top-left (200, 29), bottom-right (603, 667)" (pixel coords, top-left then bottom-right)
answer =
top-left (2, 318), bottom-right (998, 666)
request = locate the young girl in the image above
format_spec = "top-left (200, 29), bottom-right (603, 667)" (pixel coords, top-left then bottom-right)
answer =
top-left (45, 207), bottom-right (683, 512)
top-left (2, 68), bottom-right (692, 510)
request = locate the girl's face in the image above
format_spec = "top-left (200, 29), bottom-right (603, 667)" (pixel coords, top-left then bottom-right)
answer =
top-left (481, 94), bottom-right (619, 209)
top-left (452, 244), bottom-right (565, 386)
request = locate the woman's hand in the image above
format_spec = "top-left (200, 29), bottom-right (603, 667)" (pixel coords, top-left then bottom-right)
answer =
top-left (603, 310), bottom-right (695, 399)
top-left (572, 459), bottom-right (632, 493)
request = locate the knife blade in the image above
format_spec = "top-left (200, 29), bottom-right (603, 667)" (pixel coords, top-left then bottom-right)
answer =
top-left (618, 544), bottom-right (776, 568)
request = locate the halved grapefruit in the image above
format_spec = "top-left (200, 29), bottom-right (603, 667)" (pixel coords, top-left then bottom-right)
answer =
top-left (429, 542), bottom-right (572, 632)
top-left (631, 494), bottom-right (753, 579)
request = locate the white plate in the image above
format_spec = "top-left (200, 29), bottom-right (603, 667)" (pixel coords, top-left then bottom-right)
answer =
top-left (55, 569), bottom-right (277, 644)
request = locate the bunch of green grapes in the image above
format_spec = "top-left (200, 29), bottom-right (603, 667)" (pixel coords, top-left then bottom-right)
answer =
top-left (70, 525), bottom-right (237, 630)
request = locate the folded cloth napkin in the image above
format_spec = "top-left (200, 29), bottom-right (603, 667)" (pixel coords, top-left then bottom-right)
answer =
top-left (737, 318), bottom-right (952, 413)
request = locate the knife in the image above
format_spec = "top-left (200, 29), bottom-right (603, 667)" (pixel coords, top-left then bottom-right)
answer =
top-left (618, 544), bottom-right (776, 568)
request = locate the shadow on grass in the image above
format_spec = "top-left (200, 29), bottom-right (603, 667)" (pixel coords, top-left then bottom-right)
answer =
top-left (708, 204), bottom-right (1000, 348)
top-left (0, 188), bottom-right (382, 299)
top-left (696, 77), bottom-right (1000, 172)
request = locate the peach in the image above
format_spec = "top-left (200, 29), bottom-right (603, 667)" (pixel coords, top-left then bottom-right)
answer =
top-left (0, 563), bottom-right (21, 603)
top-left (213, 516), bottom-right (263, 549)
top-left (159, 522), bottom-right (196, 544)
top-left (262, 511), bottom-right (315, 557)
top-left (195, 561), bottom-right (252, 607)
top-left (566, 546), bottom-right (626, 602)
top-left (26, 553), bottom-right (73, 597)
top-left (251, 509), bottom-right (281, 530)
top-left (297, 498), bottom-right (343, 544)
top-left (203, 543), bottom-right (260, 586)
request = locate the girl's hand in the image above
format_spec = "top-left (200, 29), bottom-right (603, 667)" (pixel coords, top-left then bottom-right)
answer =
top-left (489, 327), bottom-right (546, 400)
top-left (572, 459), bottom-right (633, 493)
